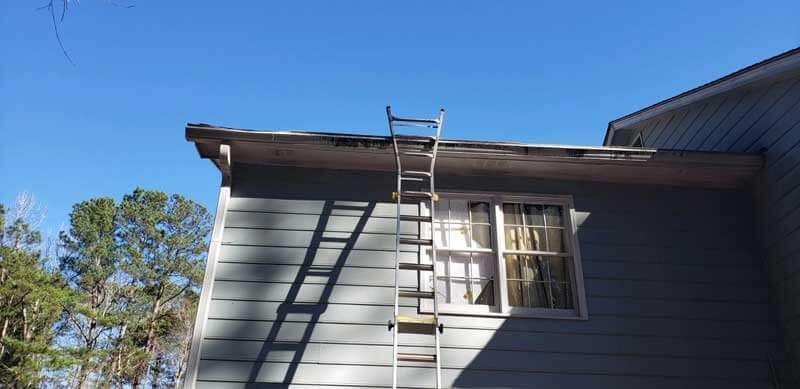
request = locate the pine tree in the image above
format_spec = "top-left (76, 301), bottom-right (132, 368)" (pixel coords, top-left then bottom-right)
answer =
top-left (59, 197), bottom-right (124, 387)
top-left (0, 200), bottom-right (75, 387)
top-left (116, 189), bottom-right (211, 387)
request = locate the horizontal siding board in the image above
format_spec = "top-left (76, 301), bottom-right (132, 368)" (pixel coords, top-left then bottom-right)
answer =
top-left (225, 211), bottom-right (419, 235)
top-left (209, 300), bottom-right (774, 339)
top-left (213, 263), bottom-right (418, 288)
top-left (196, 360), bottom-right (772, 389)
top-left (205, 313), bottom-right (778, 345)
top-left (586, 277), bottom-right (767, 303)
top-left (202, 318), bottom-right (777, 360)
top-left (227, 197), bottom-right (417, 218)
top-left (219, 246), bottom-right (415, 267)
top-left (581, 260), bottom-right (764, 285)
top-left (211, 281), bottom-right (418, 307)
top-left (212, 277), bottom-right (768, 306)
top-left (222, 228), bottom-right (419, 252)
top-left (200, 339), bottom-right (768, 380)
top-left (579, 242), bottom-right (756, 265)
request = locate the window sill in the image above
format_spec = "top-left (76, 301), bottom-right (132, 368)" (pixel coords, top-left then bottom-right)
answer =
top-left (420, 305), bottom-right (588, 321)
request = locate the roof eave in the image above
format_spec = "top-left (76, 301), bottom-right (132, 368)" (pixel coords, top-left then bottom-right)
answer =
top-left (186, 124), bottom-right (763, 189)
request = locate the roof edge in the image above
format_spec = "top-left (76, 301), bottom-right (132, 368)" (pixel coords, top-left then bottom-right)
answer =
top-left (186, 123), bottom-right (761, 166)
top-left (604, 46), bottom-right (800, 145)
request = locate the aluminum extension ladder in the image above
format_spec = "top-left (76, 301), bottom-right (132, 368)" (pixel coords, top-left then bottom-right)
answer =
top-left (386, 106), bottom-right (445, 389)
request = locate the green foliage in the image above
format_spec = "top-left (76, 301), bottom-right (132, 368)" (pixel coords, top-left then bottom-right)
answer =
top-left (116, 188), bottom-right (211, 386)
top-left (0, 189), bottom-right (211, 387)
top-left (0, 199), bottom-right (76, 387)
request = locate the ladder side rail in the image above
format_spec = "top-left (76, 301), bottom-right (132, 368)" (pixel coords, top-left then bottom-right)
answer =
top-left (386, 106), bottom-right (402, 389)
top-left (429, 109), bottom-right (445, 389)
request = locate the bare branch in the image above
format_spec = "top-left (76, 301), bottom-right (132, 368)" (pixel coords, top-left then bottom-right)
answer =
top-left (47, 0), bottom-right (75, 65)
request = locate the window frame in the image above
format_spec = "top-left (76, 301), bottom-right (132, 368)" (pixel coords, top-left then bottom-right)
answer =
top-left (419, 191), bottom-right (588, 320)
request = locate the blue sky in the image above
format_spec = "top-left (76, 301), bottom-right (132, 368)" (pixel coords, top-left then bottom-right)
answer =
top-left (1, 1), bottom-right (798, 235)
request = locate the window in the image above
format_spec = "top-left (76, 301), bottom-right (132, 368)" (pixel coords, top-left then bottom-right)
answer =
top-left (503, 203), bottom-right (573, 310)
top-left (630, 132), bottom-right (644, 147)
top-left (432, 199), bottom-right (495, 307)
top-left (420, 193), bottom-right (587, 319)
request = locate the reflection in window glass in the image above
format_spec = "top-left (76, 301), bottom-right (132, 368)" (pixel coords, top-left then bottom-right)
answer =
top-left (435, 252), bottom-right (495, 305)
top-left (504, 255), bottom-right (573, 309)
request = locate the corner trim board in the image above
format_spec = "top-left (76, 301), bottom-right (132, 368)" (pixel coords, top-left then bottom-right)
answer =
top-left (183, 144), bottom-right (231, 388)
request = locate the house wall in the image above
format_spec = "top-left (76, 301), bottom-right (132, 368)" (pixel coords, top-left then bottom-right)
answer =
top-left (192, 164), bottom-right (781, 388)
top-left (616, 70), bottom-right (800, 384)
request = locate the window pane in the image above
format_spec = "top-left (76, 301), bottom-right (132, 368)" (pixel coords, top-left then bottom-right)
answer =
top-left (503, 203), bottom-right (523, 225)
top-left (504, 226), bottom-right (526, 250)
top-left (470, 201), bottom-right (491, 224)
top-left (449, 252), bottom-right (469, 278)
top-left (472, 224), bottom-right (492, 248)
top-left (507, 280), bottom-right (522, 306)
top-left (518, 281), bottom-right (549, 308)
top-left (525, 204), bottom-right (545, 226)
top-left (435, 277), bottom-right (448, 303)
top-left (434, 199), bottom-right (449, 222)
top-left (544, 205), bottom-right (563, 227)
top-left (505, 255), bottom-right (521, 280)
top-left (472, 279), bottom-right (494, 305)
top-left (547, 257), bottom-right (571, 284)
top-left (551, 282), bottom-right (574, 309)
top-left (546, 228), bottom-right (564, 253)
top-left (433, 222), bottom-right (447, 247)
top-left (470, 253), bottom-right (494, 279)
top-left (448, 223), bottom-right (470, 249)
top-left (450, 199), bottom-right (469, 224)
top-left (450, 278), bottom-right (469, 305)
top-left (520, 255), bottom-right (547, 282)
top-left (434, 254), bottom-right (446, 275)
top-left (529, 227), bottom-right (547, 251)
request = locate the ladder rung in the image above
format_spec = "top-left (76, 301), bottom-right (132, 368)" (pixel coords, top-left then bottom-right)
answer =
top-left (399, 290), bottom-right (435, 299)
top-left (402, 151), bottom-right (434, 158)
top-left (397, 315), bottom-right (437, 325)
top-left (395, 135), bottom-right (437, 142)
top-left (399, 262), bottom-right (434, 271)
top-left (402, 170), bottom-right (431, 178)
top-left (399, 237), bottom-right (433, 246)
top-left (392, 192), bottom-right (439, 203)
top-left (392, 122), bottom-right (438, 129)
top-left (391, 116), bottom-right (440, 124)
top-left (401, 191), bottom-right (434, 198)
top-left (397, 352), bottom-right (437, 363)
top-left (401, 177), bottom-right (425, 182)
top-left (399, 215), bottom-right (433, 223)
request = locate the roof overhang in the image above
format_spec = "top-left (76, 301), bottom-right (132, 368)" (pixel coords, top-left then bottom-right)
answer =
top-left (187, 123), bottom-right (763, 189)
top-left (603, 46), bottom-right (800, 145)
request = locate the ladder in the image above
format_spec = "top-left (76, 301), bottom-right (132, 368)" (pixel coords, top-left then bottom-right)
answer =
top-left (386, 106), bottom-right (445, 389)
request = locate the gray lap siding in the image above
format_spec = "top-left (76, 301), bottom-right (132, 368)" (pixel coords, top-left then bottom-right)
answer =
top-left (194, 164), bottom-right (779, 388)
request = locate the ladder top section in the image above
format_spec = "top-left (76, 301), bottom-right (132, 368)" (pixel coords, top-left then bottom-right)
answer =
top-left (386, 106), bottom-right (445, 125)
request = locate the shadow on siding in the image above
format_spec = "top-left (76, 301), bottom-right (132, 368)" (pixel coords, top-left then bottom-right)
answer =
top-left (245, 200), bottom-right (376, 384)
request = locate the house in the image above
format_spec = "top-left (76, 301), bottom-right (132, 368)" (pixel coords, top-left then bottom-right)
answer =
top-left (183, 47), bottom-right (799, 388)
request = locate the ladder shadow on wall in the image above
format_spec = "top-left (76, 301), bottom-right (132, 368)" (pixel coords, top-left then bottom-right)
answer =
top-left (246, 199), bottom-right (377, 384)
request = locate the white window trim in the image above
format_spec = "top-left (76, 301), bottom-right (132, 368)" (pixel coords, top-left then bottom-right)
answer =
top-left (420, 191), bottom-right (588, 320)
